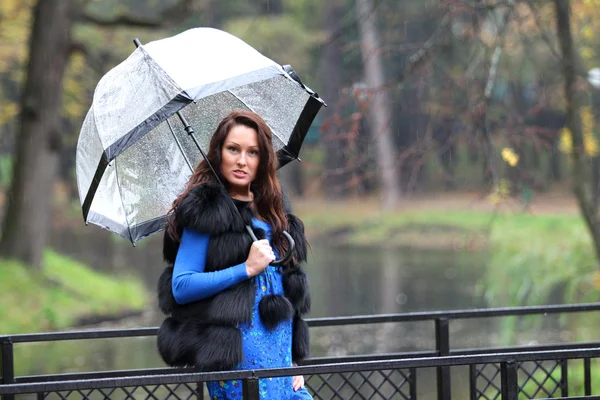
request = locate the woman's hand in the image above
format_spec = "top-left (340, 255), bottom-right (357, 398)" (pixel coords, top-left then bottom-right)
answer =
top-left (245, 239), bottom-right (275, 277)
top-left (292, 374), bottom-right (305, 391)
top-left (292, 362), bottom-right (305, 391)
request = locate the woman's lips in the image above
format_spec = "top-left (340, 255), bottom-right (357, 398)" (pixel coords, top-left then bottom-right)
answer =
top-left (232, 170), bottom-right (247, 179)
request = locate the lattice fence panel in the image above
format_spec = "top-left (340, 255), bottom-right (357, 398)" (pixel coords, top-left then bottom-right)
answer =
top-left (305, 368), bottom-right (415, 400)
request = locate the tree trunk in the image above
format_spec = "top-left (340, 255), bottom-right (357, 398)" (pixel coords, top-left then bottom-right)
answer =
top-left (554, 0), bottom-right (600, 264)
top-left (320, 0), bottom-right (348, 198)
top-left (356, 0), bottom-right (401, 209)
top-left (0, 0), bottom-right (74, 268)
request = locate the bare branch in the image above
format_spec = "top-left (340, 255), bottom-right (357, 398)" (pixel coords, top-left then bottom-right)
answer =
top-left (527, 1), bottom-right (561, 59)
top-left (448, 0), bottom-right (553, 11)
top-left (527, 0), bottom-right (594, 84)
top-left (394, 12), bottom-right (452, 88)
top-left (478, 3), bottom-right (515, 189)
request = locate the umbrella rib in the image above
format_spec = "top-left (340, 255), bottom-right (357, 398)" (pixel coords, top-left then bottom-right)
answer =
top-left (166, 118), bottom-right (194, 173)
top-left (112, 157), bottom-right (134, 243)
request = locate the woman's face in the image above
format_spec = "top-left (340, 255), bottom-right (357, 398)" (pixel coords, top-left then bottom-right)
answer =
top-left (221, 124), bottom-right (260, 193)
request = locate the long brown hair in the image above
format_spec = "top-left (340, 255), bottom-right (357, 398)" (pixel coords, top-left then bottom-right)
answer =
top-left (167, 109), bottom-right (289, 256)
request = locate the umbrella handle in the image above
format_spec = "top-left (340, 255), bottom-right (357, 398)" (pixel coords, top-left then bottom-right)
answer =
top-left (245, 226), bottom-right (295, 267)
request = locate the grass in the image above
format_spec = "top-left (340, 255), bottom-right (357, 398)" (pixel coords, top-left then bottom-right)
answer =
top-left (0, 249), bottom-right (148, 334)
top-left (483, 213), bottom-right (597, 306)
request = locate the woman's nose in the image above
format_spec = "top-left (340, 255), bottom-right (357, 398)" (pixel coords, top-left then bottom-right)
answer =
top-left (237, 153), bottom-right (247, 165)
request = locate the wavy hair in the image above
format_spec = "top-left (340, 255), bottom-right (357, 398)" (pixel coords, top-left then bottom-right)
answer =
top-left (167, 110), bottom-right (289, 257)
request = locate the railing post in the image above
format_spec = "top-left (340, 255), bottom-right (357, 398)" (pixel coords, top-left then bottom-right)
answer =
top-left (469, 365), bottom-right (478, 400)
top-left (242, 376), bottom-right (260, 400)
top-left (584, 358), bottom-right (592, 395)
top-left (560, 359), bottom-right (568, 397)
top-left (500, 360), bottom-right (518, 400)
top-left (410, 368), bottom-right (417, 400)
top-left (1, 338), bottom-right (15, 400)
top-left (195, 382), bottom-right (204, 400)
top-left (435, 318), bottom-right (451, 400)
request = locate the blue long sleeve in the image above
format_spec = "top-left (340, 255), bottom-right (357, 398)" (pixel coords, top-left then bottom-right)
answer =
top-left (172, 228), bottom-right (249, 304)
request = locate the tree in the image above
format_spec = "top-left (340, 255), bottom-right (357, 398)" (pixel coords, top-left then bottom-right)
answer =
top-left (554, 0), bottom-right (600, 265)
top-left (320, 0), bottom-right (349, 198)
top-left (0, 0), bottom-right (75, 268)
top-left (0, 0), bottom-right (193, 269)
top-left (356, 0), bottom-right (401, 209)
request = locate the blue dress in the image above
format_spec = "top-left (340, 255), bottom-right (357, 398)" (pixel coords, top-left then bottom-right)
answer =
top-left (173, 219), bottom-right (313, 400)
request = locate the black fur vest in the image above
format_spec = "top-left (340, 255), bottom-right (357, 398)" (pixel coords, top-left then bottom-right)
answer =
top-left (156, 183), bottom-right (311, 371)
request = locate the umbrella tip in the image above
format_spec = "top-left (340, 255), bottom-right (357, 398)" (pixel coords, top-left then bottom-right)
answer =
top-left (133, 38), bottom-right (142, 48)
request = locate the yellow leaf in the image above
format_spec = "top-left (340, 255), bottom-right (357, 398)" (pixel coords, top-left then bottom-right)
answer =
top-left (501, 147), bottom-right (519, 167)
top-left (582, 25), bottom-right (595, 40)
top-left (0, 102), bottom-right (18, 125)
top-left (498, 179), bottom-right (511, 196)
top-left (593, 271), bottom-right (600, 289)
top-left (581, 47), bottom-right (595, 60)
top-left (560, 128), bottom-right (573, 153)
top-left (487, 180), bottom-right (511, 206)
top-left (585, 133), bottom-right (599, 156)
top-left (487, 192), bottom-right (501, 206)
top-left (580, 107), bottom-right (599, 156)
top-left (581, 106), bottom-right (594, 135)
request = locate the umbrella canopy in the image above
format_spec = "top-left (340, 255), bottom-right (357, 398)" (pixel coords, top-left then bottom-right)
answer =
top-left (76, 27), bottom-right (324, 244)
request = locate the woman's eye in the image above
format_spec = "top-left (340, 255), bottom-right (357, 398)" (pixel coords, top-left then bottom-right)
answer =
top-left (249, 150), bottom-right (259, 156)
top-left (228, 146), bottom-right (238, 152)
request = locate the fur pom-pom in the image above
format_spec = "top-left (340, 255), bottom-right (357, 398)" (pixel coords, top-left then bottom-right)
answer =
top-left (292, 317), bottom-right (310, 362)
top-left (283, 269), bottom-right (311, 315)
top-left (258, 294), bottom-right (294, 330)
top-left (176, 184), bottom-right (244, 235)
top-left (157, 267), bottom-right (176, 315)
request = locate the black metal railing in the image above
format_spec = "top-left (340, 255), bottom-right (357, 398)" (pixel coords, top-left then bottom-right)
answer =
top-left (2, 302), bottom-right (600, 399)
top-left (1, 349), bottom-right (600, 399)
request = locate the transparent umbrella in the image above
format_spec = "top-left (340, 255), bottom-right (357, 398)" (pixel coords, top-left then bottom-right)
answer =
top-left (76, 27), bottom-right (325, 245)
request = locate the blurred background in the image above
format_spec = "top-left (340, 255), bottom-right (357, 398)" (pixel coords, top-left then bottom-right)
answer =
top-left (2, 0), bottom-right (600, 397)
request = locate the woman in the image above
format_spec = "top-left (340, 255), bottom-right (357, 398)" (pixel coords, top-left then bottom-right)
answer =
top-left (157, 110), bottom-right (313, 399)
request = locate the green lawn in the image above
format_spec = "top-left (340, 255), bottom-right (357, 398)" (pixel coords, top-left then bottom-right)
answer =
top-left (0, 249), bottom-right (148, 334)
